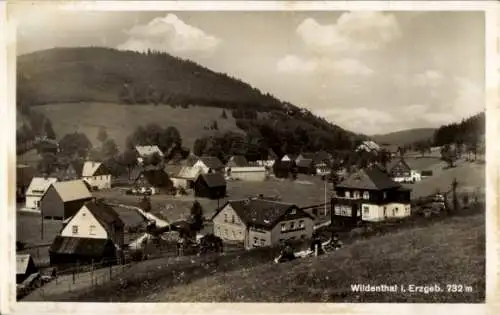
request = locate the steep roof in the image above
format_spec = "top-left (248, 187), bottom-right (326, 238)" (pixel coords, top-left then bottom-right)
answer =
top-left (49, 236), bottom-right (112, 256)
top-left (298, 153), bottom-right (315, 160)
top-left (336, 167), bottom-right (401, 190)
top-left (164, 164), bottom-right (183, 177)
top-left (296, 158), bottom-right (314, 168)
top-left (135, 169), bottom-right (172, 187)
top-left (135, 145), bottom-right (164, 157)
top-left (197, 173), bottom-right (226, 188)
top-left (386, 158), bottom-right (411, 173)
top-left (82, 161), bottom-right (107, 177)
top-left (183, 154), bottom-right (199, 167)
top-left (16, 254), bottom-right (35, 275)
top-left (51, 180), bottom-right (92, 202)
top-left (26, 177), bottom-right (58, 196)
top-left (198, 156), bottom-right (224, 169)
top-left (214, 199), bottom-right (312, 230)
top-left (227, 155), bottom-right (249, 167)
top-left (267, 149), bottom-right (278, 159)
top-left (84, 200), bottom-right (124, 230)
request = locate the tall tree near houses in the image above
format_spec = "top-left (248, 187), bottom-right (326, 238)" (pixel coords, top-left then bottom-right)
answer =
top-left (188, 200), bottom-right (204, 232)
top-left (121, 148), bottom-right (137, 179)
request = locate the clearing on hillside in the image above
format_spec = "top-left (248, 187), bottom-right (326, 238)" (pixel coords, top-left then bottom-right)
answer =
top-left (33, 102), bottom-right (242, 150)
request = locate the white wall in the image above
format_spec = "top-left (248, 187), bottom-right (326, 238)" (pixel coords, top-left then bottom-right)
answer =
top-left (227, 167), bottom-right (267, 181)
top-left (84, 175), bottom-right (111, 190)
top-left (360, 203), bottom-right (411, 222)
top-left (212, 204), bottom-right (246, 242)
top-left (271, 217), bottom-right (314, 245)
top-left (61, 205), bottom-right (108, 239)
top-left (25, 195), bottom-right (43, 210)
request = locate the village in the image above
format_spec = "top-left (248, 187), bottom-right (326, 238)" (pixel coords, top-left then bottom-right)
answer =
top-left (15, 134), bottom-right (485, 301)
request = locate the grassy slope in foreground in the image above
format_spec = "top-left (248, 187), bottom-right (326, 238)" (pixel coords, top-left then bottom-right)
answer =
top-left (148, 213), bottom-right (485, 303)
top-left (50, 212), bottom-right (484, 303)
top-left (33, 102), bottom-right (241, 150)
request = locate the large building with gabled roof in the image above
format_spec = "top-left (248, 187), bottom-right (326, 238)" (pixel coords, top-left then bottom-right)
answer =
top-left (331, 166), bottom-right (411, 225)
top-left (40, 180), bottom-right (93, 220)
top-left (211, 198), bottom-right (314, 249)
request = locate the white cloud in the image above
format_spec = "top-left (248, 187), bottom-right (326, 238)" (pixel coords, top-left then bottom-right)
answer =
top-left (117, 13), bottom-right (220, 58)
top-left (413, 70), bottom-right (444, 88)
top-left (315, 107), bottom-right (394, 135)
top-left (276, 55), bottom-right (373, 77)
top-left (296, 12), bottom-right (401, 54)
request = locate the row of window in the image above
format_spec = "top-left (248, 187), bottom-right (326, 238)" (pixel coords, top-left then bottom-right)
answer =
top-left (223, 213), bottom-right (240, 225)
top-left (280, 220), bottom-right (305, 232)
top-left (72, 225), bottom-right (96, 235)
top-left (343, 191), bottom-right (371, 199)
top-left (216, 226), bottom-right (243, 238)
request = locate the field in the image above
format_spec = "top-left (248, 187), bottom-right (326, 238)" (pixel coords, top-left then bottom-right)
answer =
top-left (372, 128), bottom-right (436, 147)
top-left (33, 102), bottom-right (243, 150)
top-left (39, 211), bottom-right (484, 303)
top-left (17, 149), bottom-right (42, 168)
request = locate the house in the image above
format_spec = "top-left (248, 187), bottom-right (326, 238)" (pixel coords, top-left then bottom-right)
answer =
top-left (386, 158), bottom-right (421, 183)
top-left (355, 141), bottom-right (381, 153)
top-left (16, 164), bottom-right (36, 201)
top-left (331, 167), bottom-right (411, 226)
top-left (40, 180), bottom-right (93, 220)
top-left (257, 148), bottom-right (278, 167)
top-left (211, 198), bottom-right (315, 249)
top-left (24, 176), bottom-right (58, 210)
top-left (296, 158), bottom-right (316, 175)
top-left (194, 173), bottom-right (227, 199)
top-left (81, 161), bottom-right (112, 190)
top-left (313, 150), bottom-right (333, 166)
top-left (133, 168), bottom-right (173, 195)
top-left (295, 153), bottom-right (315, 163)
top-left (281, 154), bottom-right (298, 162)
top-left (16, 254), bottom-right (38, 284)
top-left (226, 155), bottom-right (266, 181)
top-left (49, 199), bottom-right (125, 266)
top-left (316, 165), bottom-right (331, 176)
top-left (192, 156), bottom-right (225, 174)
top-left (135, 145), bottom-right (164, 165)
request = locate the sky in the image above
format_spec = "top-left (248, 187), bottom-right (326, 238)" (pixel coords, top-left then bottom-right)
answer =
top-left (10, 5), bottom-right (486, 135)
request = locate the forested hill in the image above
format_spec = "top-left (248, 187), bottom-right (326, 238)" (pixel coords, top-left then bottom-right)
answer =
top-left (433, 112), bottom-right (485, 146)
top-left (17, 47), bottom-right (362, 153)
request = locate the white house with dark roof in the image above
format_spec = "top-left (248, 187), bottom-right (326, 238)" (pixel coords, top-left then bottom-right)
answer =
top-left (24, 177), bottom-right (58, 210)
top-left (40, 180), bottom-right (93, 220)
top-left (211, 198), bottom-right (314, 249)
top-left (50, 199), bottom-right (125, 265)
top-left (332, 167), bottom-right (412, 224)
top-left (81, 161), bottom-right (112, 190)
top-left (355, 141), bottom-right (381, 153)
top-left (192, 156), bottom-right (225, 174)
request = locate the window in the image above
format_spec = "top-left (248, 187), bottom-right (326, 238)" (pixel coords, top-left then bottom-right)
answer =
top-left (334, 205), bottom-right (341, 215)
top-left (224, 214), bottom-right (228, 222)
top-left (35, 200), bottom-right (40, 208)
top-left (392, 209), bottom-right (397, 216)
top-left (72, 225), bottom-right (78, 235)
top-left (290, 209), bottom-right (296, 215)
top-left (299, 220), bottom-right (305, 228)
top-left (363, 206), bottom-right (369, 215)
top-left (89, 225), bottom-right (96, 235)
top-left (254, 237), bottom-right (258, 245)
top-left (290, 222), bottom-right (295, 230)
top-left (281, 223), bottom-right (286, 232)
top-left (353, 191), bottom-right (360, 199)
top-left (363, 191), bottom-right (370, 200)
top-left (260, 239), bottom-right (265, 246)
top-left (231, 215), bottom-right (235, 224)
top-left (345, 191), bottom-right (351, 199)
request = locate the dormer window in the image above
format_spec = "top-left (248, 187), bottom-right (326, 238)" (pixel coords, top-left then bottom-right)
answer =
top-left (363, 191), bottom-right (370, 200)
top-left (353, 191), bottom-right (360, 199)
top-left (290, 208), bottom-right (296, 215)
top-left (345, 191), bottom-right (351, 199)
top-left (383, 192), bottom-right (387, 200)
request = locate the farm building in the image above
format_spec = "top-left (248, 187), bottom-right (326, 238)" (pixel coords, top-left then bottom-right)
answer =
top-left (192, 156), bottom-right (225, 174)
top-left (256, 149), bottom-right (278, 167)
top-left (316, 165), bottom-right (331, 176)
top-left (212, 198), bottom-right (314, 250)
top-left (281, 154), bottom-right (298, 163)
top-left (331, 167), bottom-right (411, 226)
top-left (386, 158), bottom-right (422, 183)
top-left (226, 155), bottom-right (266, 181)
top-left (312, 150), bottom-right (333, 166)
top-left (133, 168), bottom-right (174, 195)
top-left (50, 199), bottom-right (125, 266)
top-left (135, 145), bottom-right (164, 165)
top-left (16, 254), bottom-right (38, 284)
top-left (296, 158), bottom-right (316, 175)
top-left (40, 180), bottom-right (93, 220)
top-left (194, 173), bottom-right (227, 199)
top-left (24, 176), bottom-right (58, 210)
top-left (80, 161), bottom-right (112, 190)
top-left (16, 164), bottom-right (36, 201)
